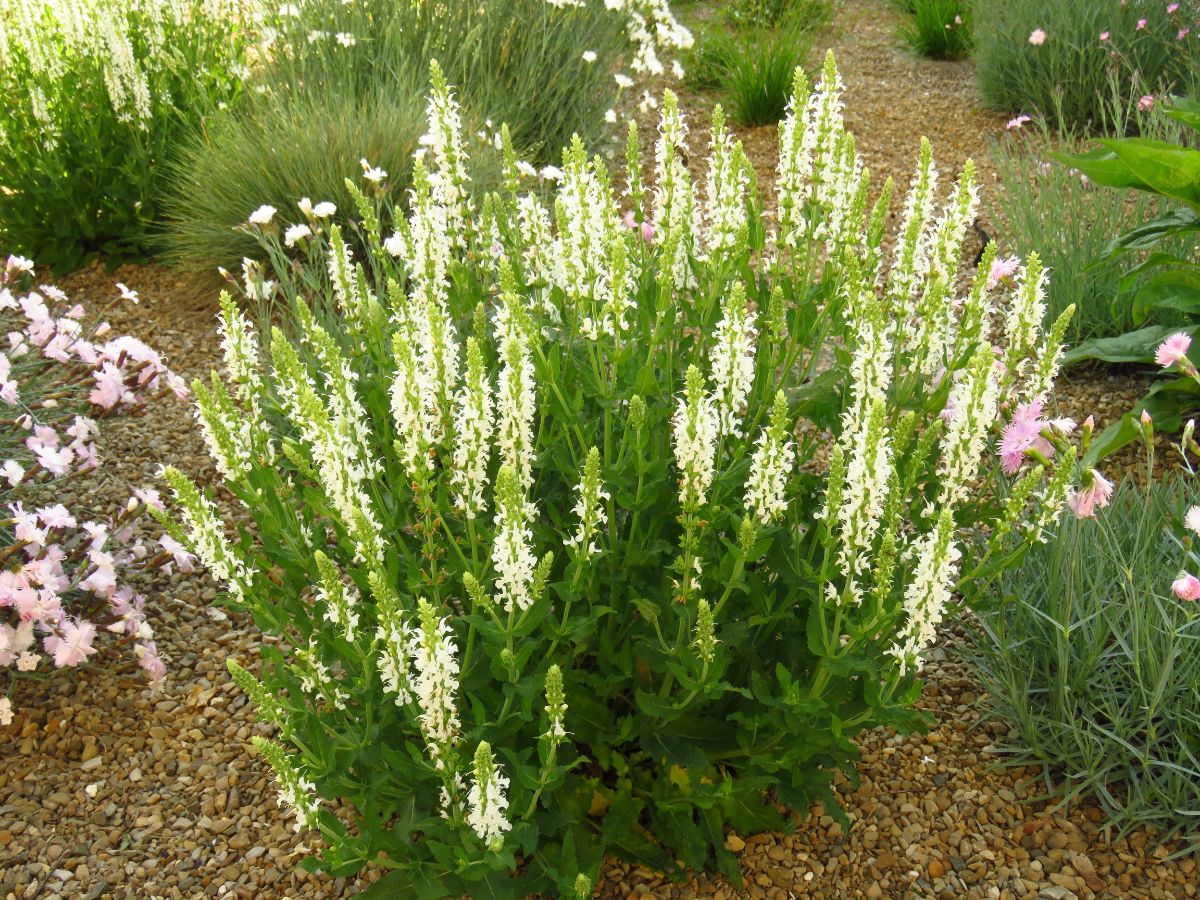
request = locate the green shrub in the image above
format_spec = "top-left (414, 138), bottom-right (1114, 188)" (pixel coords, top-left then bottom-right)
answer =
top-left (988, 105), bottom-right (1188, 344)
top-left (899, 0), bottom-right (972, 60)
top-left (966, 474), bottom-right (1200, 847)
top-left (158, 57), bottom-right (1092, 894)
top-left (974, 0), bottom-right (1200, 128)
top-left (0, 0), bottom-right (253, 272)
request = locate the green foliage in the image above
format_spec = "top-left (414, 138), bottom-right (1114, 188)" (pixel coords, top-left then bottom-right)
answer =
top-left (162, 63), bottom-right (1082, 895)
top-left (988, 106), bottom-right (1189, 344)
top-left (161, 80), bottom-right (430, 274)
top-left (722, 0), bottom-right (832, 29)
top-left (966, 477), bottom-right (1200, 848)
top-left (974, 0), bottom-right (1200, 128)
top-left (685, 13), bottom-right (820, 126)
top-left (898, 0), bottom-right (972, 60)
top-left (720, 20), bottom-right (815, 126)
top-left (161, 0), bottom-right (629, 273)
top-left (0, 0), bottom-right (253, 272)
top-left (1055, 96), bottom-right (1200, 456)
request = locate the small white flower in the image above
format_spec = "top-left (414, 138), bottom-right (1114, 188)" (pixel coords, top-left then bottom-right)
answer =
top-left (384, 232), bottom-right (406, 257)
top-left (284, 223), bottom-right (312, 247)
top-left (604, 108), bottom-right (617, 124)
top-left (539, 165), bottom-right (563, 181)
top-left (615, 72), bottom-right (634, 89)
top-left (312, 201), bottom-right (337, 218)
top-left (248, 204), bottom-right (277, 226)
top-left (115, 282), bottom-right (140, 304)
top-left (1186, 506), bottom-right (1200, 536)
top-left (360, 159), bottom-right (387, 182)
top-left (335, 32), bottom-right (356, 47)
top-left (297, 196), bottom-right (313, 216)
top-left (582, 50), bottom-right (598, 63)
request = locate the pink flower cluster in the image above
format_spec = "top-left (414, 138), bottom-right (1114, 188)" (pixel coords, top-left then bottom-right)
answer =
top-left (1, 255), bottom-right (192, 728)
top-left (997, 401), bottom-right (1113, 520)
top-left (1172, 506), bottom-right (1200, 600)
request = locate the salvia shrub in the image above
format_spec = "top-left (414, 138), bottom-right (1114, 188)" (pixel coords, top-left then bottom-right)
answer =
top-left (161, 55), bottom-right (1093, 895)
top-left (0, 0), bottom-right (254, 272)
top-left (0, 255), bottom-right (189, 728)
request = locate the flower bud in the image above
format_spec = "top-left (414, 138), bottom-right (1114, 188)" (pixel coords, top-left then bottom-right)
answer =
top-left (628, 395), bottom-right (646, 432)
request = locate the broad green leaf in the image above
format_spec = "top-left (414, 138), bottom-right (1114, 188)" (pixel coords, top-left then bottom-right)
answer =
top-left (1102, 138), bottom-right (1200, 211)
top-left (1132, 270), bottom-right (1200, 324)
top-left (1104, 206), bottom-right (1200, 256)
top-left (1062, 325), bottom-right (1194, 366)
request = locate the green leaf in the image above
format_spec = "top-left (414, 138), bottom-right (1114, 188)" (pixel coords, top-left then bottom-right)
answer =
top-left (1103, 138), bottom-right (1200, 211)
top-left (1132, 269), bottom-right (1200, 324)
top-left (1164, 95), bottom-right (1200, 133)
top-left (1050, 147), bottom-right (1146, 191)
top-left (1062, 325), bottom-right (1194, 366)
top-left (1104, 206), bottom-right (1200, 256)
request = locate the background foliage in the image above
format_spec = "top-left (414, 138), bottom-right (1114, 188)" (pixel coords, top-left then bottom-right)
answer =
top-left (0, 0), bottom-right (252, 272)
top-left (974, 0), bottom-right (1200, 129)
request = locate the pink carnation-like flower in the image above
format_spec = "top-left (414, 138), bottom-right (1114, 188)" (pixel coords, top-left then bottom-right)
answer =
top-left (1136, 17), bottom-right (1147, 29)
top-left (988, 254), bottom-right (1021, 288)
top-left (43, 618), bottom-right (98, 667)
top-left (159, 534), bottom-right (196, 573)
top-left (1138, 95), bottom-right (1156, 111)
top-left (998, 401), bottom-right (1048, 474)
top-left (1029, 28), bottom-right (1047, 45)
top-left (1168, 2), bottom-right (1179, 13)
top-left (1100, 30), bottom-right (1110, 41)
top-left (1179, 27), bottom-right (1190, 40)
top-left (1006, 114), bottom-right (1032, 130)
top-left (1067, 469), bottom-right (1114, 518)
top-left (1155, 331), bottom-right (1191, 367)
top-left (136, 641), bottom-right (167, 681)
top-left (1172, 573), bottom-right (1200, 601)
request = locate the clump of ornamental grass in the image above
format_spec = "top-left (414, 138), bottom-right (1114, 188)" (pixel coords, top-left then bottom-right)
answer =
top-left (898, 0), bottom-right (972, 60)
top-left (974, 0), bottom-right (1200, 128)
top-left (966, 424), bottom-right (1200, 849)
top-left (160, 55), bottom-right (1100, 895)
top-left (718, 17), bottom-right (817, 126)
top-left (0, 255), bottom-right (190, 729)
top-left (0, 0), bottom-right (254, 272)
top-left (161, 0), bottom-right (693, 273)
top-left (683, 6), bottom-right (825, 126)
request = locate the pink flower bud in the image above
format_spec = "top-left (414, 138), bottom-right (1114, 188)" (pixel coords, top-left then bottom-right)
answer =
top-left (1172, 573), bottom-right (1200, 601)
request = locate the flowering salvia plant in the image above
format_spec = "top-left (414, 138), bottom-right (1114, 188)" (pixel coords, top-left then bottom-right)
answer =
top-left (164, 55), bottom-right (1096, 895)
top-left (0, 255), bottom-right (189, 728)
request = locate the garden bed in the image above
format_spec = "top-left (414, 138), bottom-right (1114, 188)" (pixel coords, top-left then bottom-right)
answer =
top-left (3, 1), bottom-right (1199, 898)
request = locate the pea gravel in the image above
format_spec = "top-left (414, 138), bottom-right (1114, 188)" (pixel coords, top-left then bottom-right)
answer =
top-left (3, 1), bottom-right (1196, 897)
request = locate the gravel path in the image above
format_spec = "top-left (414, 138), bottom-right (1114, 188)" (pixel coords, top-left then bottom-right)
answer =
top-left (2, 2), bottom-right (1195, 898)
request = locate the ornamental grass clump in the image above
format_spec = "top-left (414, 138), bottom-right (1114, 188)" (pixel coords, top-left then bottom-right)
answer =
top-left (162, 55), bottom-right (1095, 895)
top-left (0, 255), bottom-right (189, 727)
top-left (967, 429), bottom-right (1200, 847)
